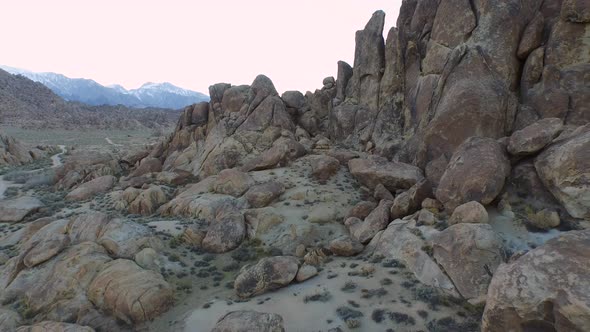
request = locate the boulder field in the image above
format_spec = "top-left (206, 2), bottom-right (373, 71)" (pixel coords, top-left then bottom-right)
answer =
top-left (0, 0), bottom-right (589, 331)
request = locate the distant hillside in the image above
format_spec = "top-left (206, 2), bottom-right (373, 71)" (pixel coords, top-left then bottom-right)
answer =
top-left (0, 68), bottom-right (182, 130)
top-left (0, 65), bottom-right (209, 109)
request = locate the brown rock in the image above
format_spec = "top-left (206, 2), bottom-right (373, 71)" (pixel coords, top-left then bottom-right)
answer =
top-left (431, 223), bottom-right (504, 300)
top-left (212, 169), bottom-right (254, 197)
top-left (202, 211), bottom-right (246, 253)
top-left (348, 156), bottom-right (424, 192)
top-left (295, 264), bottom-right (318, 282)
top-left (391, 179), bottom-right (433, 219)
top-left (310, 155), bottom-right (340, 182)
top-left (507, 118), bottom-right (564, 156)
top-left (0, 197), bottom-right (43, 223)
top-left (130, 157), bottom-right (162, 177)
top-left (535, 125), bottom-right (590, 218)
top-left (436, 137), bottom-right (510, 211)
top-left (346, 201), bottom-right (377, 220)
top-left (328, 236), bottom-right (364, 257)
top-left (244, 182), bottom-right (284, 208)
top-left (374, 183), bottom-right (394, 201)
top-left (348, 200), bottom-right (393, 244)
top-left (528, 209), bottom-right (561, 230)
top-left (482, 230), bottom-right (590, 331)
top-left (449, 201), bottom-right (489, 225)
top-left (88, 259), bottom-right (173, 324)
top-left (66, 175), bottom-right (117, 201)
top-left (234, 256), bottom-right (299, 298)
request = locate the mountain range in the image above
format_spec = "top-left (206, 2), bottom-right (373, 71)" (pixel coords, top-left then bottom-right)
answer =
top-left (0, 68), bottom-right (181, 130)
top-left (0, 65), bottom-right (209, 109)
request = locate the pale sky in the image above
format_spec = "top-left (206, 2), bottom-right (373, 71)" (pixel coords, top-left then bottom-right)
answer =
top-left (2, 1), bottom-right (401, 94)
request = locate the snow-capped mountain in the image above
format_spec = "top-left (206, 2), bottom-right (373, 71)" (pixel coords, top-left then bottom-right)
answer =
top-left (0, 65), bottom-right (209, 109)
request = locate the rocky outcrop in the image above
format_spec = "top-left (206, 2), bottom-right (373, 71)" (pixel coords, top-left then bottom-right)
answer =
top-left (244, 181), bottom-right (284, 208)
top-left (348, 156), bottom-right (423, 191)
top-left (482, 230), bottom-right (590, 331)
top-left (347, 199), bottom-right (393, 244)
top-left (211, 311), bottom-right (285, 332)
top-left (535, 125), bottom-right (590, 219)
top-left (234, 256), bottom-right (299, 298)
top-left (87, 259), bottom-right (173, 324)
top-left (0, 132), bottom-right (33, 166)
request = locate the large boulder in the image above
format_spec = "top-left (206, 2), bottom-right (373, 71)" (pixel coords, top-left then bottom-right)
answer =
top-left (328, 236), bottom-right (364, 257)
top-left (129, 157), bottom-right (162, 177)
top-left (390, 179), bottom-right (433, 219)
top-left (367, 220), bottom-right (458, 296)
top-left (347, 199), bottom-right (393, 244)
top-left (0, 309), bottom-right (21, 332)
top-left (348, 156), bottom-right (424, 191)
top-left (66, 175), bottom-right (117, 201)
top-left (211, 311), bottom-right (285, 332)
top-left (244, 181), bottom-right (285, 208)
top-left (535, 125), bottom-right (590, 219)
top-left (212, 169), bottom-right (254, 197)
top-left (507, 118), bottom-right (564, 156)
top-left (310, 155), bottom-right (340, 182)
top-left (127, 185), bottom-right (168, 215)
top-left (234, 256), bottom-right (299, 298)
top-left (436, 137), bottom-right (510, 210)
top-left (87, 259), bottom-right (173, 325)
top-left (482, 230), bottom-right (590, 331)
top-left (202, 211), bottom-right (246, 253)
top-left (431, 224), bottom-right (504, 300)
top-left (449, 201), bottom-right (489, 225)
top-left (0, 196), bottom-right (43, 223)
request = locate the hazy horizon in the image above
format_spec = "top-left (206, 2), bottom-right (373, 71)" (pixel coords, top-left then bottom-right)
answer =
top-left (2, 1), bottom-right (401, 94)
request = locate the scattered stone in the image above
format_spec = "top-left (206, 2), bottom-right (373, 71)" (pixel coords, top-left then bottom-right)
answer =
top-left (374, 183), bottom-right (394, 201)
top-left (328, 236), bottom-right (364, 256)
top-left (449, 201), bottom-right (489, 225)
top-left (234, 256), bottom-right (299, 298)
top-left (296, 264), bottom-right (319, 282)
top-left (528, 208), bottom-right (560, 230)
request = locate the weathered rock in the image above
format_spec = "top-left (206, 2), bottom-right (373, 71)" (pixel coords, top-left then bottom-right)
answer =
top-left (0, 132), bottom-right (33, 166)
top-left (390, 179), bottom-right (433, 219)
top-left (244, 181), bottom-right (284, 208)
top-left (295, 264), bottom-right (318, 282)
top-left (482, 230), bottom-right (590, 331)
top-left (234, 256), bottom-right (299, 298)
top-left (348, 200), bottom-right (393, 244)
top-left (436, 137), bottom-right (510, 211)
top-left (202, 211), bottom-right (246, 253)
top-left (328, 236), bottom-right (364, 256)
top-left (66, 175), bottom-right (117, 201)
top-left (211, 311), bottom-right (285, 332)
top-left (97, 218), bottom-right (158, 259)
top-left (134, 247), bottom-right (162, 271)
top-left (130, 157), bottom-right (162, 177)
top-left (212, 168), bottom-right (254, 197)
top-left (374, 183), bottom-right (394, 201)
top-left (15, 321), bottom-right (95, 332)
top-left (0, 197), bottom-right (43, 223)
top-left (244, 207), bottom-right (284, 238)
top-left (416, 208), bottom-right (436, 226)
top-left (507, 118), bottom-right (564, 156)
top-left (88, 259), bottom-right (173, 324)
top-left (367, 220), bottom-right (458, 296)
top-left (348, 156), bottom-right (424, 191)
top-left (346, 201), bottom-right (377, 220)
top-left (0, 309), bottom-right (21, 332)
top-left (517, 13), bottom-right (545, 60)
top-left (535, 126), bottom-right (590, 218)
top-left (310, 155), bottom-right (340, 182)
top-left (431, 223), bottom-right (504, 300)
top-left (449, 201), bottom-right (489, 225)
top-left (128, 185), bottom-right (168, 215)
top-left (528, 208), bottom-right (561, 230)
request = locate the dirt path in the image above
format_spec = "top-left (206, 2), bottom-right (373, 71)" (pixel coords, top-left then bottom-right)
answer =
top-left (105, 137), bottom-right (122, 147)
